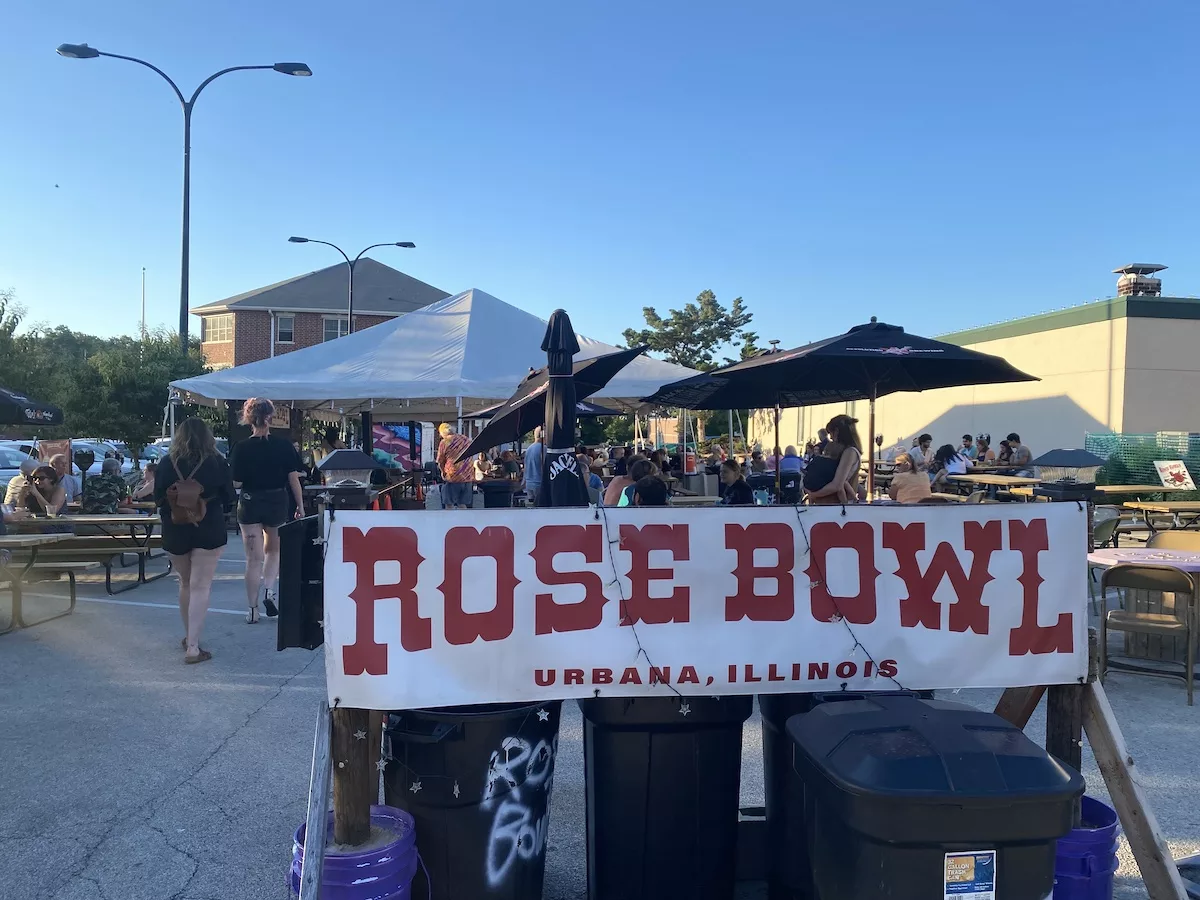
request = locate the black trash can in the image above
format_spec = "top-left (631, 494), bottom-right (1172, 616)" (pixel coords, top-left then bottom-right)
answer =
top-left (580, 695), bottom-right (754, 900)
top-left (760, 690), bottom-right (931, 900)
top-left (788, 694), bottom-right (1084, 900)
top-left (383, 701), bottom-right (562, 900)
top-left (478, 480), bottom-right (518, 508)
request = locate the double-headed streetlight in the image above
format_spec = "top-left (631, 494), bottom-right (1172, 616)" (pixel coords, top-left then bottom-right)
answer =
top-left (288, 238), bottom-right (416, 335)
top-left (56, 42), bottom-right (312, 347)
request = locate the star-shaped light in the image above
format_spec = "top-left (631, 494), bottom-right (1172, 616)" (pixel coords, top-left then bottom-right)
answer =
top-left (318, 492), bottom-right (333, 504)
top-left (375, 757), bottom-right (388, 773)
top-left (410, 780), bottom-right (423, 794)
top-left (311, 537), bottom-right (324, 546)
top-left (452, 781), bottom-right (461, 799)
top-left (679, 702), bottom-right (691, 717)
top-left (536, 708), bottom-right (550, 722)
top-left (353, 730), bottom-right (367, 741)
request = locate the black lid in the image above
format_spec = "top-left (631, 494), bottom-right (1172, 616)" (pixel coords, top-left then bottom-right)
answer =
top-left (788, 695), bottom-right (1083, 800)
top-left (316, 449), bottom-right (383, 471)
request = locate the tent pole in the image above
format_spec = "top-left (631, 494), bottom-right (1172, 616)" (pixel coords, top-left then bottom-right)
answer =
top-left (728, 409), bottom-right (733, 457)
top-left (456, 397), bottom-right (462, 435)
top-left (774, 404), bottom-right (781, 495)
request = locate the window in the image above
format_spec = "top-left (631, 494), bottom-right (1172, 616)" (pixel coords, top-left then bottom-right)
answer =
top-left (323, 316), bottom-right (349, 342)
top-left (201, 314), bottom-right (233, 343)
top-left (276, 314), bottom-right (295, 343)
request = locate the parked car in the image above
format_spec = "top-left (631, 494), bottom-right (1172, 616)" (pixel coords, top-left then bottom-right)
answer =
top-left (0, 445), bottom-right (30, 494)
top-left (0, 439), bottom-right (133, 477)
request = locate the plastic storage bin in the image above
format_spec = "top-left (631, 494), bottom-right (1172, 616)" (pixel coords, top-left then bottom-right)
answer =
top-left (787, 694), bottom-right (1084, 900)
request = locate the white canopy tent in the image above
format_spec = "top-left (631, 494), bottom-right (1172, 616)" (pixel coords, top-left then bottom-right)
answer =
top-left (171, 289), bottom-right (697, 421)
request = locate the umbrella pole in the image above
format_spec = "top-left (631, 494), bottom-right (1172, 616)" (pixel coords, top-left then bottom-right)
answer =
top-left (774, 404), bottom-right (781, 495)
top-left (867, 386), bottom-right (877, 500)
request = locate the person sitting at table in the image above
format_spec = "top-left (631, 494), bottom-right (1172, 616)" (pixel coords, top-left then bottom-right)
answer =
top-left (578, 453), bottom-right (605, 503)
top-left (5, 458), bottom-right (38, 507)
top-left (49, 454), bottom-right (82, 507)
top-left (650, 448), bottom-right (669, 473)
top-left (806, 415), bottom-right (863, 505)
top-left (930, 443), bottom-right (971, 490)
top-left (961, 434), bottom-right (977, 460)
top-left (749, 450), bottom-right (767, 474)
top-left (618, 458), bottom-right (659, 507)
top-left (633, 474), bottom-right (669, 507)
top-left (473, 453), bottom-right (492, 483)
top-left (1006, 432), bottom-right (1034, 475)
top-left (996, 439), bottom-right (1013, 465)
top-left (613, 446), bottom-right (635, 477)
top-left (132, 461), bottom-right (158, 500)
top-left (974, 434), bottom-right (996, 464)
top-left (888, 452), bottom-right (932, 503)
top-left (604, 453), bottom-right (643, 506)
top-left (779, 446), bottom-right (805, 475)
top-left (719, 459), bottom-right (755, 506)
top-left (23, 465), bottom-right (66, 517)
top-left (82, 458), bottom-right (135, 515)
top-left (913, 433), bottom-right (935, 472)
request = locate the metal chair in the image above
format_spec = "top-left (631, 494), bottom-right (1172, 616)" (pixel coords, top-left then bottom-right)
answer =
top-left (1099, 563), bottom-right (1196, 705)
top-left (1147, 531), bottom-right (1200, 551)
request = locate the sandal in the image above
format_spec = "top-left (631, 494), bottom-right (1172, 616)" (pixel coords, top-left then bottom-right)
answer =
top-left (246, 604), bottom-right (260, 625)
top-left (263, 590), bottom-right (279, 619)
top-left (184, 649), bottom-right (212, 665)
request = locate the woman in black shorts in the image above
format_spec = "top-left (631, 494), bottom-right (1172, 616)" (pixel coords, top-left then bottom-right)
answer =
top-left (230, 398), bottom-right (306, 623)
top-left (155, 417), bottom-right (236, 663)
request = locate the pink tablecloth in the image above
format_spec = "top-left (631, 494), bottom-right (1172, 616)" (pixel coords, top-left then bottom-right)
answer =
top-left (1087, 548), bottom-right (1200, 572)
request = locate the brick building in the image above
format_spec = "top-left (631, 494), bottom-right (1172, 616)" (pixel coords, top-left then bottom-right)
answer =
top-left (192, 259), bottom-right (450, 369)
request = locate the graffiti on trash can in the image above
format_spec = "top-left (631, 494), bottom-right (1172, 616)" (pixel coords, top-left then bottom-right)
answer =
top-left (482, 734), bottom-right (557, 888)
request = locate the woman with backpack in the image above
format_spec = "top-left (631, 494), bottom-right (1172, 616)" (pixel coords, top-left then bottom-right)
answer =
top-left (155, 417), bottom-right (236, 664)
top-left (230, 398), bottom-right (306, 623)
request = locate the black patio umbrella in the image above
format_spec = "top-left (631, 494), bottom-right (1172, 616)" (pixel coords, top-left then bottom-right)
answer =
top-left (0, 386), bottom-right (63, 427)
top-left (539, 309), bottom-right (591, 508)
top-left (455, 344), bottom-right (646, 462)
top-left (642, 317), bottom-right (1038, 495)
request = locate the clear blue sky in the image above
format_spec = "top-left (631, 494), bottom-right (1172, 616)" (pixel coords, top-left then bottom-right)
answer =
top-left (3, 1), bottom-right (1199, 351)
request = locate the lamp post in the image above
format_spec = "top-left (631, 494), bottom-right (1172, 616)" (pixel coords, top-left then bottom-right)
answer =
top-left (56, 43), bottom-right (312, 347)
top-left (287, 238), bottom-right (416, 335)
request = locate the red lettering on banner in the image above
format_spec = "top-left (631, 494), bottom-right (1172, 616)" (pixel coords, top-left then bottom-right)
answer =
top-left (724, 523), bottom-right (795, 621)
top-left (649, 667), bottom-right (671, 685)
top-left (678, 666), bottom-right (700, 684)
top-left (808, 661), bottom-right (829, 680)
top-left (618, 524), bottom-right (691, 625)
top-left (806, 522), bottom-right (879, 624)
top-left (593, 668), bottom-right (613, 685)
top-left (744, 664), bottom-right (762, 683)
top-left (535, 669), bottom-right (555, 686)
top-left (532, 525), bottom-right (607, 635)
top-left (342, 527), bottom-right (427, 675)
top-left (878, 659), bottom-right (898, 678)
top-left (565, 669), bottom-right (584, 685)
top-left (863, 659), bottom-right (875, 678)
top-left (1008, 519), bottom-right (1073, 655)
top-left (836, 661), bottom-right (857, 679)
top-left (619, 667), bottom-right (643, 685)
top-left (439, 526), bottom-right (520, 646)
top-left (884, 520), bottom-right (1000, 634)
top-left (767, 664), bottom-right (786, 682)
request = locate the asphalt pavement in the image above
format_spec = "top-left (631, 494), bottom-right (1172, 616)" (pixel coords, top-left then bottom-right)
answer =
top-left (1, 543), bottom-right (1196, 900)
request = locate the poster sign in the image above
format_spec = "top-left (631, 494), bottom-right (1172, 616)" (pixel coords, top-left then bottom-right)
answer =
top-left (323, 504), bottom-right (1087, 710)
top-left (944, 851), bottom-right (996, 899)
top-left (1154, 459), bottom-right (1195, 490)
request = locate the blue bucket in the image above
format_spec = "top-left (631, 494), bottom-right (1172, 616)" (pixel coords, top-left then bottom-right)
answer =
top-left (290, 804), bottom-right (419, 900)
top-left (1054, 796), bottom-right (1120, 900)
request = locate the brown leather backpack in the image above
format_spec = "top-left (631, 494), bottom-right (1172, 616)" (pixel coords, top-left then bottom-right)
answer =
top-left (167, 459), bottom-right (207, 525)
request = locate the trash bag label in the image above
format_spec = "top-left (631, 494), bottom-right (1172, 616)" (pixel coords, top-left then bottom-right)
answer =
top-left (944, 850), bottom-right (996, 900)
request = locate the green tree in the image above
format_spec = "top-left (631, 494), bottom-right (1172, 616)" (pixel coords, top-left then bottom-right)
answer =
top-left (622, 290), bottom-right (757, 372)
top-left (603, 415), bottom-right (634, 446)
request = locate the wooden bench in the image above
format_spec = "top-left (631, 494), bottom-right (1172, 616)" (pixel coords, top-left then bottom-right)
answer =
top-left (19, 536), bottom-right (171, 594)
top-left (0, 560), bottom-right (98, 632)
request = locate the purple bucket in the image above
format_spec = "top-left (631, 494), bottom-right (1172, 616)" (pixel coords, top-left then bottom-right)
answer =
top-left (1054, 796), bottom-right (1120, 900)
top-left (290, 804), bottom-right (419, 900)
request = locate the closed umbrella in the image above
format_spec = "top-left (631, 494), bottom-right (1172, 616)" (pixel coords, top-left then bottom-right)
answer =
top-left (643, 317), bottom-right (1038, 496)
top-left (0, 386), bottom-right (63, 427)
top-left (456, 345), bottom-right (645, 461)
top-left (539, 310), bottom-right (591, 508)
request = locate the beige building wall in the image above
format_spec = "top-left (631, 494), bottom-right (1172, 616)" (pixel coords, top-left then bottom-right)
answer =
top-left (750, 317), bottom-right (1130, 455)
top-left (1121, 318), bottom-right (1200, 434)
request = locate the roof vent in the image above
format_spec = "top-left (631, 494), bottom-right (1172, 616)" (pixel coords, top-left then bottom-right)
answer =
top-left (1113, 263), bottom-right (1166, 297)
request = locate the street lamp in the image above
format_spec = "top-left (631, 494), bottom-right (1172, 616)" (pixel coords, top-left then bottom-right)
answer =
top-left (56, 43), bottom-right (312, 347)
top-left (288, 238), bottom-right (416, 335)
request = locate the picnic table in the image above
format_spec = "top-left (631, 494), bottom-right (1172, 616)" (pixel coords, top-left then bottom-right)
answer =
top-left (948, 472), bottom-right (1040, 500)
top-left (669, 494), bottom-right (718, 508)
top-left (0, 532), bottom-right (72, 634)
top-left (14, 514), bottom-right (169, 594)
top-left (1088, 547), bottom-right (1200, 673)
top-left (1122, 501), bottom-right (1200, 532)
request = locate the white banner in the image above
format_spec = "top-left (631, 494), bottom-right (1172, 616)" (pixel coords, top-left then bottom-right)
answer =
top-left (323, 503), bottom-right (1088, 709)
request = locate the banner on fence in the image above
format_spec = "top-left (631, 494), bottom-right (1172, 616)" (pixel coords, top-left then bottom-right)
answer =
top-left (322, 503), bottom-right (1088, 710)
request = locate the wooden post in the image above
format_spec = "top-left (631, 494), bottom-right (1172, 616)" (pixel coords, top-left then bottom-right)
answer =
top-left (1046, 683), bottom-right (1085, 773)
top-left (993, 685), bottom-right (1046, 728)
top-left (299, 700), bottom-right (333, 900)
top-left (331, 706), bottom-right (373, 846)
top-left (1084, 680), bottom-right (1188, 900)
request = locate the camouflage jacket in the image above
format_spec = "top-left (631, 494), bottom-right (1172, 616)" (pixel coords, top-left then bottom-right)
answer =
top-left (81, 473), bottom-right (129, 515)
